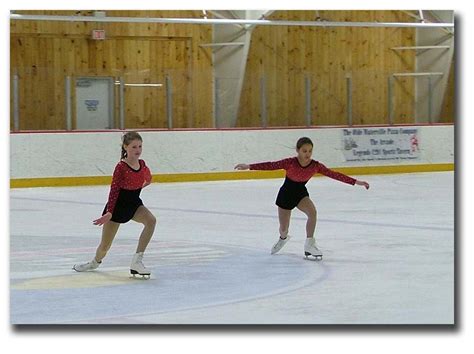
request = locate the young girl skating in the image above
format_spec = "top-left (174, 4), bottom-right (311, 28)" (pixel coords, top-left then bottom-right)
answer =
top-left (73, 131), bottom-right (156, 278)
top-left (235, 137), bottom-right (369, 260)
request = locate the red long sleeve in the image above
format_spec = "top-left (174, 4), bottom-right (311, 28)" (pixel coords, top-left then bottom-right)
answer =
top-left (106, 163), bottom-right (124, 214)
top-left (249, 158), bottom-right (293, 171)
top-left (315, 162), bottom-right (356, 185)
top-left (250, 157), bottom-right (356, 185)
top-left (143, 165), bottom-right (152, 184)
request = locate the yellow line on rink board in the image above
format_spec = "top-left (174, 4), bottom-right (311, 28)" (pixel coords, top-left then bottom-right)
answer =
top-left (332, 163), bottom-right (454, 176)
top-left (10, 163), bottom-right (454, 188)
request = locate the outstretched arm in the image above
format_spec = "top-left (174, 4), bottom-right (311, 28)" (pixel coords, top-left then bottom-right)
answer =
top-left (317, 162), bottom-right (369, 189)
top-left (235, 158), bottom-right (292, 171)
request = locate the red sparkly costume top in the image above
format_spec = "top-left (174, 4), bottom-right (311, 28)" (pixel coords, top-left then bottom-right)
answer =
top-left (106, 159), bottom-right (152, 213)
top-left (249, 157), bottom-right (356, 185)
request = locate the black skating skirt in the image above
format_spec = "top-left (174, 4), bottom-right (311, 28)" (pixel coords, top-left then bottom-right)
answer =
top-left (275, 177), bottom-right (309, 210)
top-left (103, 188), bottom-right (143, 223)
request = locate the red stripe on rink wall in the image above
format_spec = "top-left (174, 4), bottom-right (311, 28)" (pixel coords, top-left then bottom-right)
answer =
top-left (10, 123), bottom-right (454, 134)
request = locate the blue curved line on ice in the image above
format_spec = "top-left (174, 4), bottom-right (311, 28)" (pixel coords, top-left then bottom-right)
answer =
top-left (10, 242), bottom-right (330, 324)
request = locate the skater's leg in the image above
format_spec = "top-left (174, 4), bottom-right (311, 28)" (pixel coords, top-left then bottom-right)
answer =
top-left (132, 206), bottom-right (157, 253)
top-left (296, 197), bottom-right (317, 239)
top-left (95, 221), bottom-right (120, 262)
top-left (271, 207), bottom-right (292, 255)
top-left (278, 207), bottom-right (292, 238)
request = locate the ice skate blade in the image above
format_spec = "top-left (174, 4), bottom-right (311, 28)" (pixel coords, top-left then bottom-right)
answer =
top-left (72, 265), bottom-right (86, 272)
top-left (304, 253), bottom-right (323, 261)
top-left (130, 270), bottom-right (151, 280)
top-left (72, 267), bottom-right (98, 272)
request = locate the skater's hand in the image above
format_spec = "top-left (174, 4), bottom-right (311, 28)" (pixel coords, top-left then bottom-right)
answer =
top-left (234, 163), bottom-right (250, 170)
top-left (93, 212), bottom-right (112, 226)
top-left (355, 180), bottom-right (370, 190)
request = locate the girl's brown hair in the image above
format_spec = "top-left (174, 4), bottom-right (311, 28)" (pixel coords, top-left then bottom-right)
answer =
top-left (296, 137), bottom-right (313, 150)
top-left (121, 131), bottom-right (143, 159)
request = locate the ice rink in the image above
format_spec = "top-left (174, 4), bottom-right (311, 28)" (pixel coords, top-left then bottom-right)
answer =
top-left (10, 171), bottom-right (454, 324)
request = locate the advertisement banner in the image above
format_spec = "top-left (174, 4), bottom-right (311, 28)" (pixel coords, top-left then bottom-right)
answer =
top-left (342, 127), bottom-right (420, 162)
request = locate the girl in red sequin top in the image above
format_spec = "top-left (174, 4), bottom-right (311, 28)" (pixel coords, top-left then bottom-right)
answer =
top-left (235, 137), bottom-right (369, 259)
top-left (73, 132), bottom-right (156, 277)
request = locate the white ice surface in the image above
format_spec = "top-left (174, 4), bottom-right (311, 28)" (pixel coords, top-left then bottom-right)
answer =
top-left (10, 172), bottom-right (454, 324)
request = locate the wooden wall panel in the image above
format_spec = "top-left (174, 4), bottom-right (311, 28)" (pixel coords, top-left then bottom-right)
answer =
top-left (237, 10), bottom-right (417, 127)
top-left (10, 10), bottom-right (213, 130)
top-left (11, 10), bottom-right (441, 129)
top-left (440, 59), bottom-right (455, 123)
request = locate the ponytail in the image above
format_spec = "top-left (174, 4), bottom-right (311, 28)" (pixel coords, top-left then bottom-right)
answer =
top-left (121, 146), bottom-right (127, 159)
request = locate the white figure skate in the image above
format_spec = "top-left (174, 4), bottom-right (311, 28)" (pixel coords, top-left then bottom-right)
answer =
top-left (304, 238), bottom-right (323, 261)
top-left (130, 252), bottom-right (151, 279)
top-left (73, 258), bottom-right (101, 272)
top-left (271, 235), bottom-right (291, 255)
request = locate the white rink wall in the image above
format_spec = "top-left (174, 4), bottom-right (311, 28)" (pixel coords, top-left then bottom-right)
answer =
top-left (10, 125), bottom-right (454, 179)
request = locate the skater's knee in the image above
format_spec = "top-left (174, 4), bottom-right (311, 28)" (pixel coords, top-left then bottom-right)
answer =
top-left (139, 214), bottom-right (156, 228)
top-left (147, 215), bottom-right (157, 227)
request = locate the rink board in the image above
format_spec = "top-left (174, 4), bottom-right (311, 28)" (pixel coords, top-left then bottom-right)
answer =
top-left (10, 163), bottom-right (454, 188)
top-left (10, 125), bottom-right (454, 188)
